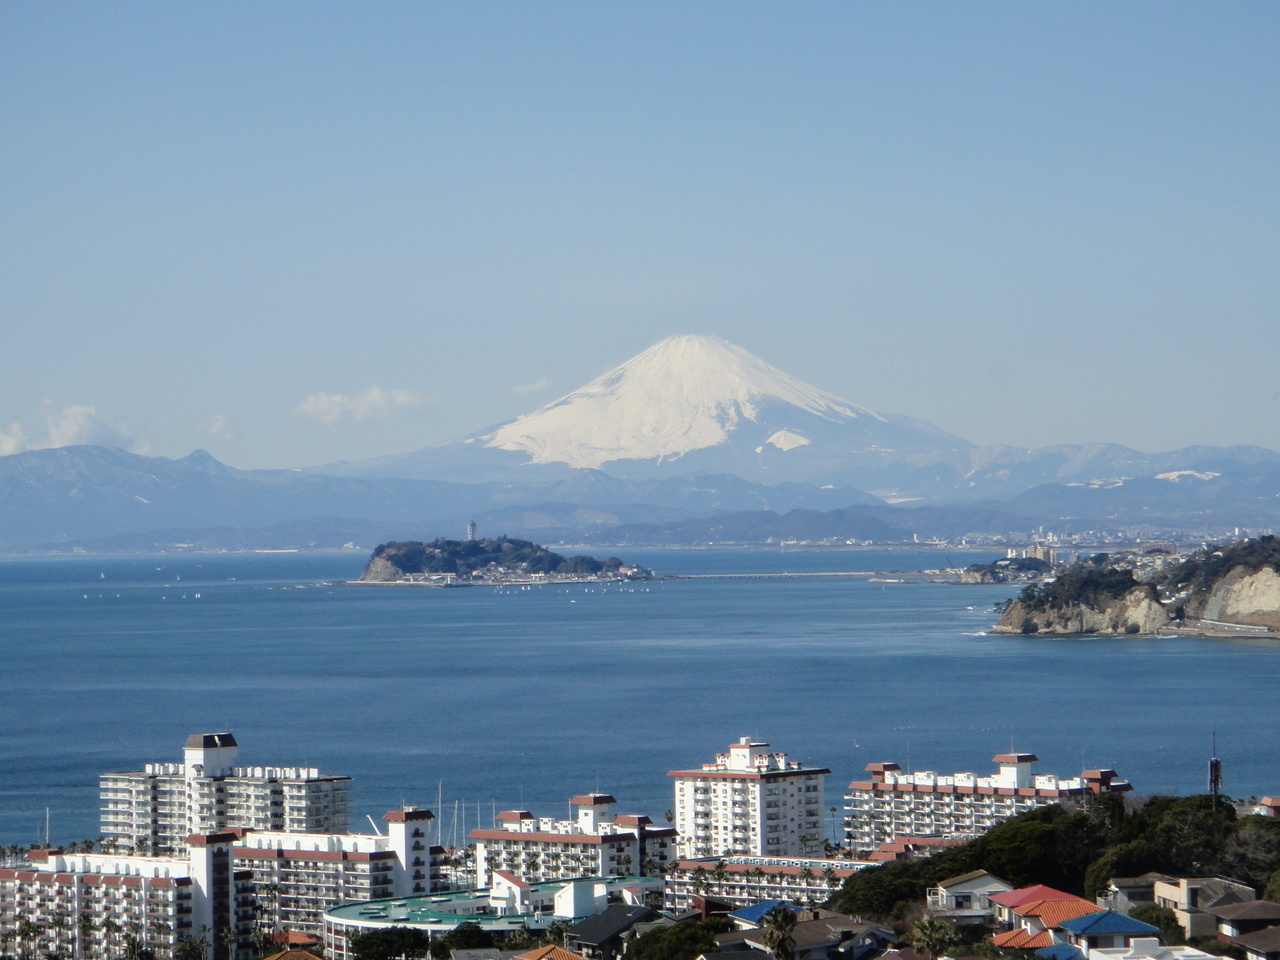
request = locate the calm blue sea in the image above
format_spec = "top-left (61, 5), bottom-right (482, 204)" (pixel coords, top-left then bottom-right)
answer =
top-left (2, 547), bottom-right (1279, 847)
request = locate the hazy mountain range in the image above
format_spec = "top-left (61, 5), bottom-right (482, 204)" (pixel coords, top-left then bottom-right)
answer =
top-left (3, 335), bottom-right (1279, 552)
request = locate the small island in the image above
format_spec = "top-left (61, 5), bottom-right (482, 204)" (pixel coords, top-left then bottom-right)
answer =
top-left (356, 536), bottom-right (652, 585)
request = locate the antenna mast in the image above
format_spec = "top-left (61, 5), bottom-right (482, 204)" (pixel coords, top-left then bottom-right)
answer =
top-left (1208, 730), bottom-right (1222, 811)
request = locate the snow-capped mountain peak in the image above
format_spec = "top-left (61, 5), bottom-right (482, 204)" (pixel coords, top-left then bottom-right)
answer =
top-left (480, 335), bottom-right (884, 469)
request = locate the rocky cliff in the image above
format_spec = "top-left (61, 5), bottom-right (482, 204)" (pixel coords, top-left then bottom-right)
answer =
top-left (992, 584), bottom-right (1169, 635)
top-left (1197, 565), bottom-right (1280, 630)
top-left (991, 535), bottom-right (1280, 635)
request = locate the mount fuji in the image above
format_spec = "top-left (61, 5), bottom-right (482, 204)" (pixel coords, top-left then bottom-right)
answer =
top-left (323, 335), bottom-right (972, 491)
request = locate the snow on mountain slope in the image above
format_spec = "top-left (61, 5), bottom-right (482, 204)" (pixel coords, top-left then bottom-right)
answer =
top-left (478, 335), bottom-right (885, 469)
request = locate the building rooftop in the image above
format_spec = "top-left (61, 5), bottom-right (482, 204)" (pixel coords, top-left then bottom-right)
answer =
top-left (726, 900), bottom-right (799, 924)
top-left (1059, 910), bottom-right (1161, 936)
top-left (567, 904), bottom-right (656, 946)
top-left (991, 885), bottom-right (1090, 908)
top-left (185, 732), bottom-right (238, 749)
top-left (1235, 927), bottom-right (1280, 953)
top-left (325, 875), bottom-right (658, 928)
top-left (1206, 900), bottom-right (1280, 921)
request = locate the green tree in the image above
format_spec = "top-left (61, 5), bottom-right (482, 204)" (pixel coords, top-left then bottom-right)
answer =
top-left (627, 918), bottom-right (731, 960)
top-left (762, 908), bottom-right (797, 960)
top-left (905, 917), bottom-right (957, 960)
top-left (174, 938), bottom-right (208, 960)
top-left (1127, 905), bottom-right (1185, 946)
top-left (542, 920), bottom-right (570, 947)
top-left (76, 912), bottom-right (93, 960)
top-left (347, 927), bottom-right (431, 960)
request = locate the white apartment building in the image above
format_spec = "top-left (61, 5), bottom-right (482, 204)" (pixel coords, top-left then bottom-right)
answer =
top-left (0, 832), bottom-right (256, 960)
top-left (663, 855), bottom-right (869, 910)
top-left (232, 806), bottom-right (445, 936)
top-left (100, 733), bottom-right (351, 854)
top-left (469, 794), bottom-right (676, 887)
top-left (669, 737), bottom-right (830, 858)
top-left (844, 752), bottom-right (1133, 853)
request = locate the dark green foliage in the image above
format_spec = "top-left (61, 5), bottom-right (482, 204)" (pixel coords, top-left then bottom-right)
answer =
top-left (1016, 569), bottom-right (1151, 613)
top-left (428, 922), bottom-right (495, 960)
top-left (626, 917), bottom-right (732, 960)
top-left (1127, 905), bottom-right (1185, 946)
top-left (1158, 536), bottom-right (1280, 612)
top-left (370, 537), bottom-right (631, 578)
top-left (829, 793), bottom-right (1247, 921)
top-left (347, 927), bottom-right (432, 960)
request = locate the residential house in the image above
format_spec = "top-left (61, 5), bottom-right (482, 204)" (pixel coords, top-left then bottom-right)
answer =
top-left (1087, 938), bottom-right (1224, 960)
top-left (926, 870), bottom-right (1013, 922)
top-left (1207, 900), bottom-right (1280, 942)
top-left (989, 885), bottom-right (1100, 949)
top-left (564, 903), bottom-right (657, 960)
top-left (728, 914), bottom-right (896, 960)
top-left (1235, 928), bottom-right (1280, 960)
top-left (1096, 875), bottom-right (1175, 915)
top-left (1153, 877), bottom-right (1255, 939)
top-left (1058, 910), bottom-right (1161, 951)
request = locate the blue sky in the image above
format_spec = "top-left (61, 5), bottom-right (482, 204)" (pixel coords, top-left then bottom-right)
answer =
top-left (2, 2), bottom-right (1278, 468)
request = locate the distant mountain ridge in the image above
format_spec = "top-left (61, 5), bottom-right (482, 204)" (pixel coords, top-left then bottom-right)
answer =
top-left (0, 444), bottom-right (876, 552)
top-left (3, 336), bottom-right (1280, 552)
top-left (315, 335), bottom-right (1280, 504)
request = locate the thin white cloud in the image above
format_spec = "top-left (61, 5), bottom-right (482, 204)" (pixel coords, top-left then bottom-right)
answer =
top-left (509, 377), bottom-right (552, 396)
top-left (0, 423), bottom-right (26, 456)
top-left (43, 403), bottom-right (149, 453)
top-left (294, 386), bottom-right (425, 425)
top-left (0, 404), bottom-right (150, 456)
top-left (206, 414), bottom-right (232, 439)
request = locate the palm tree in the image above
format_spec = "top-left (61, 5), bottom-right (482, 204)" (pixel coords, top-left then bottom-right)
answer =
top-left (152, 921), bottom-right (172, 960)
top-left (219, 925), bottom-right (237, 960)
top-left (256, 883), bottom-right (279, 931)
top-left (47, 912), bottom-right (68, 960)
top-left (762, 907), bottom-right (797, 960)
top-left (821, 867), bottom-right (838, 894)
top-left (523, 852), bottom-right (541, 879)
top-left (712, 860), bottom-right (728, 890)
top-left (691, 866), bottom-right (708, 895)
top-left (751, 866), bottom-right (765, 896)
top-left (546, 851), bottom-right (562, 878)
top-left (663, 810), bottom-right (675, 825)
top-left (76, 912), bottom-right (93, 960)
top-left (619, 854), bottom-right (633, 876)
top-left (16, 920), bottom-right (43, 960)
top-left (2, 927), bottom-right (16, 960)
top-left (122, 922), bottom-right (144, 960)
top-left (101, 919), bottom-right (122, 960)
top-left (904, 917), bottom-right (956, 960)
top-left (798, 865), bottom-right (815, 896)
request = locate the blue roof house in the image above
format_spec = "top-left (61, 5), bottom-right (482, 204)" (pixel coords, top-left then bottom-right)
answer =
top-left (1059, 909), bottom-right (1160, 950)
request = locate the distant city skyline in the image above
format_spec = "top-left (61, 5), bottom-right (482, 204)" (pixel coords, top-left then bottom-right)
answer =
top-left (2, 2), bottom-right (1278, 469)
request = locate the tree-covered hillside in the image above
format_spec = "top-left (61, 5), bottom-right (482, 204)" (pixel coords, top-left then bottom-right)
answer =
top-left (365, 536), bottom-right (629, 578)
top-left (829, 794), bottom-right (1280, 922)
top-left (1158, 535), bottom-right (1280, 611)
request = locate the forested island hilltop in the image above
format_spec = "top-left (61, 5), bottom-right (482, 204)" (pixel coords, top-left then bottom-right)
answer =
top-left (358, 536), bottom-right (652, 584)
top-left (992, 535), bottom-right (1280, 635)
